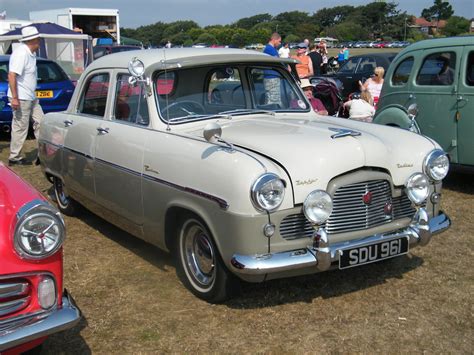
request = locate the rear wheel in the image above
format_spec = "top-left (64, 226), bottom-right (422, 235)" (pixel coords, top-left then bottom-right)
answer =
top-left (53, 177), bottom-right (78, 216)
top-left (175, 214), bottom-right (240, 303)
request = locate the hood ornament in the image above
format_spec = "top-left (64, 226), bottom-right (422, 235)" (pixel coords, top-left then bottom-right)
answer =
top-left (329, 127), bottom-right (362, 139)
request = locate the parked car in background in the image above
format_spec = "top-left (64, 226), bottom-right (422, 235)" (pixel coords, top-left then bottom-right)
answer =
top-left (0, 162), bottom-right (80, 354)
top-left (93, 45), bottom-right (141, 60)
top-left (311, 52), bottom-right (397, 99)
top-left (38, 48), bottom-right (450, 302)
top-left (374, 36), bottom-right (474, 170)
top-left (0, 56), bottom-right (75, 134)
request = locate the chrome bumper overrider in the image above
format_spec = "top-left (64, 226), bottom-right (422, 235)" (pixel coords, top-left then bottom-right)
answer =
top-left (0, 290), bottom-right (81, 351)
top-left (230, 209), bottom-right (451, 276)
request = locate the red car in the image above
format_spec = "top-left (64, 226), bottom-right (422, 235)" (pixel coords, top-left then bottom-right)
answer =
top-left (0, 162), bottom-right (80, 354)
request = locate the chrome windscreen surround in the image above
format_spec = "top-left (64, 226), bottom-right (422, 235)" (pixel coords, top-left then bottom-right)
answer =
top-left (280, 179), bottom-right (419, 239)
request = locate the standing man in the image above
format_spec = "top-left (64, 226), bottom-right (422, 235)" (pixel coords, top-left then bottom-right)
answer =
top-left (7, 26), bottom-right (42, 166)
top-left (262, 33), bottom-right (282, 105)
top-left (308, 44), bottom-right (322, 75)
top-left (278, 42), bottom-right (290, 58)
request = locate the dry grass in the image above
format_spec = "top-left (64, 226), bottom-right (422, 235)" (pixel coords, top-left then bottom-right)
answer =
top-left (1, 138), bottom-right (472, 354)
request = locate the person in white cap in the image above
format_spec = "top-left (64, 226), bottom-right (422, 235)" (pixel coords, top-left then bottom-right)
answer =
top-left (7, 26), bottom-right (43, 166)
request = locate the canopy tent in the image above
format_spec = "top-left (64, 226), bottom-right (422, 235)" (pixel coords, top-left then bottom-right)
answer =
top-left (0, 22), bottom-right (93, 79)
top-left (121, 36), bottom-right (143, 47)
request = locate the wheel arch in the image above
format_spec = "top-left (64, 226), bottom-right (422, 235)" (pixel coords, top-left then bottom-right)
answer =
top-left (373, 104), bottom-right (412, 129)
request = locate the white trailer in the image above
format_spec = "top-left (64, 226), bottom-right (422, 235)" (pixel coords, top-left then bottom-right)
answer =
top-left (29, 8), bottom-right (120, 44)
top-left (0, 19), bottom-right (32, 35)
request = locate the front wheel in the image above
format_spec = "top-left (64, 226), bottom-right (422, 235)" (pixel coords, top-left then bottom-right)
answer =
top-left (175, 215), bottom-right (240, 303)
top-left (53, 177), bottom-right (79, 216)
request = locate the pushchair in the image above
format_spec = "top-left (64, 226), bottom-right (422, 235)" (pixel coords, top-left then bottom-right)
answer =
top-left (309, 77), bottom-right (345, 116)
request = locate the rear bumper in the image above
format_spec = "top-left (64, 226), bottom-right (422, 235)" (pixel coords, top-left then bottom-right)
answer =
top-left (230, 209), bottom-right (451, 276)
top-left (0, 290), bottom-right (81, 352)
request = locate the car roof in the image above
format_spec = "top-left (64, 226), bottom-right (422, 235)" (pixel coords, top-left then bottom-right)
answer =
top-left (350, 52), bottom-right (398, 59)
top-left (86, 48), bottom-right (298, 72)
top-left (402, 36), bottom-right (473, 52)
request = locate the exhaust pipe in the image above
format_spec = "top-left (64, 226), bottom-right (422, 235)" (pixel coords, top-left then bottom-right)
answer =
top-left (2, 125), bottom-right (10, 133)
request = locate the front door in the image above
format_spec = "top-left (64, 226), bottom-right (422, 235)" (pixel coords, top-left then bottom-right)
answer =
top-left (457, 48), bottom-right (474, 166)
top-left (63, 71), bottom-right (111, 203)
top-left (94, 73), bottom-right (150, 236)
top-left (411, 47), bottom-right (462, 162)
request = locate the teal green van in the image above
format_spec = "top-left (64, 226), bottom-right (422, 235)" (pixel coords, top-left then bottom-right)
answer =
top-left (374, 37), bottom-right (474, 169)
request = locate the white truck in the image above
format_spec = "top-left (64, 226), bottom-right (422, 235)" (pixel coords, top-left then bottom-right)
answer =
top-left (29, 8), bottom-right (120, 44)
top-left (0, 19), bottom-right (32, 35)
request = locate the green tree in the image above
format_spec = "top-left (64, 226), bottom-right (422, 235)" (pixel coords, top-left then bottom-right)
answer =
top-left (295, 23), bottom-right (320, 41)
top-left (273, 11), bottom-right (311, 29)
top-left (234, 13), bottom-right (273, 30)
top-left (326, 21), bottom-right (369, 41)
top-left (196, 33), bottom-right (217, 45)
top-left (312, 6), bottom-right (354, 28)
top-left (443, 16), bottom-right (470, 36)
top-left (284, 34), bottom-right (300, 44)
top-left (422, 0), bottom-right (454, 21)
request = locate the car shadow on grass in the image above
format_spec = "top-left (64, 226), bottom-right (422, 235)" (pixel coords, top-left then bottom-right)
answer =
top-left (41, 317), bottom-right (91, 354)
top-left (443, 171), bottom-right (474, 195)
top-left (226, 254), bottom-right (424, 309)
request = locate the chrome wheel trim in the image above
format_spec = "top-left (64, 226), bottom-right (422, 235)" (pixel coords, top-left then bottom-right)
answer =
top-left (54, 178), bottom-right (69, 209)
top-left (180, 219), bottom-right (216, 292)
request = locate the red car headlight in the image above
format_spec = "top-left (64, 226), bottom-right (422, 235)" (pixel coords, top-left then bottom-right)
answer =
top-left (13, 200), bottom-right (66, 260)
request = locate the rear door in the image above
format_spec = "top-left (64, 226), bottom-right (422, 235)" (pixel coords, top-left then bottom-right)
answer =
top-left (63, 71), bottom-right (111, 203)
top-left (457, 47), bottom-right (474, 166)
top-left (411, 47), bottom-right (462, 161)
top-left (94, 72), bottom-right (150, 236)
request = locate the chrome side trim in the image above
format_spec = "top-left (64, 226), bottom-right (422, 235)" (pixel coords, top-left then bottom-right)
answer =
top-left (231, 210), bottom-right (450, 276)
top-left (0, 291), bottom-right (81, 352)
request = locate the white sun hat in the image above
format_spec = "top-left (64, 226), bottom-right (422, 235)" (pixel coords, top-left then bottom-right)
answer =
top-left (20, 26), bottom-right (40, 42)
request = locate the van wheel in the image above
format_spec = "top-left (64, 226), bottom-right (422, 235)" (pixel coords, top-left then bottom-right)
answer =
top-left (53, 177), bottom-right (78, 216)
top-left (175, 214), bottom-right (240, 303)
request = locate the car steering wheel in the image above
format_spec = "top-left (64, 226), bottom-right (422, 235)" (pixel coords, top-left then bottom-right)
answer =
top-left (161, 101), bottom-right (206, 118)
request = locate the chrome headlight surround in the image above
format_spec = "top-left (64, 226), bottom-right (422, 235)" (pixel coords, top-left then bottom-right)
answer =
top-left (250, 173), bottom-right (285, 212)
top-left (423, 149), bottom-right (449, 182)
top-left (13, 200), bottom-right (66, 260)
top-left (405, 173), bottom-right (430, 205)
top-left (303, 190), bottom-right (333, 225)
top-left (128, 57), bottom-right (145, 77)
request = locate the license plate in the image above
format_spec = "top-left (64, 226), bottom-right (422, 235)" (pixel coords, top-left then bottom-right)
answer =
top-left (36, 90), bottom-right (53, 98)
top-left (339, 237), bottom-right (409, 269)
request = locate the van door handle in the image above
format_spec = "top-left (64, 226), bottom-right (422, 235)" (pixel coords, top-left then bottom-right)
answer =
top-left (63, 119), bottom-right (73, 127)
top-left (96, 127), bottom-right (109, 135)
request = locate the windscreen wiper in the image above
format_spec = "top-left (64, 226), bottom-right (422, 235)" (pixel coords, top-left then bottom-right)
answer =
top-left (218, 108), bottom-right (276, 116)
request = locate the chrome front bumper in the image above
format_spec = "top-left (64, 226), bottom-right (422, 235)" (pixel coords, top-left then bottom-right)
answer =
top-left (0, 290), bottom-right (81, 352)
top-left (230, 209), bottom-right (451, 276)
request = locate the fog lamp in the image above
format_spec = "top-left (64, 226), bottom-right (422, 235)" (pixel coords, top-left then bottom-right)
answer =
top-left (38, 277), bottom-right (56, 310)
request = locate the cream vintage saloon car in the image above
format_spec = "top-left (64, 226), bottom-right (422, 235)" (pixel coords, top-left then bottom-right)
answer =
top-left (39, 49), bottom-right (451, 302)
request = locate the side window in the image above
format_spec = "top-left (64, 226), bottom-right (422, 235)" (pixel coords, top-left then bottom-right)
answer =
top-left (206, 67), bottom-right (244, 107)
top-left (356, 57), bottom-right (376, 74)
top-left (392, 57), bottom-right (414, 86)
top-left (156, 71), bottom-right (176, 96)
top-left (78, 73), bottom-right (110, 117)
top-left (0, 61), bottom-right (9, 82)
top-left (114, 74), bottom-right (149, 126)
top-left (416, 52), bottom-right (456, 86)
top-left (338, 57), bottom-right (360, 73)
top-left (466, 51), bottom-right (474, 86)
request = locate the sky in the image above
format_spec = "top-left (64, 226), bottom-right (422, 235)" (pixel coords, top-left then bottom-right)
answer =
top-left (1, 0), bottom-right (473, 28)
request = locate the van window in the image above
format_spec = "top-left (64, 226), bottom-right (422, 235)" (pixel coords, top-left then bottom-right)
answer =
top-left (114, 74), bottom-right (149, 126)
top-left (416, 52), bottom-right (456, 86)
top-left (392, 57), bottom-right (414, 86)
top-left (466, 52), bottom-right (474, 86)
top-left (78, 73), bottom-right (110, 117)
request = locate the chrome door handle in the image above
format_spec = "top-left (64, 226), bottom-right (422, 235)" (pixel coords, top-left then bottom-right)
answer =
top-left (63, 119), bottom-right (73, 127)
top-left (409, 94), bottom-right (416, 99)
top-left (96, 127), bottom-right (109, 135)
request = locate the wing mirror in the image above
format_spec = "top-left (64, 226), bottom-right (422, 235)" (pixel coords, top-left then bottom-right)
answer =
top-left (203, 122), bottom-right (234, 151)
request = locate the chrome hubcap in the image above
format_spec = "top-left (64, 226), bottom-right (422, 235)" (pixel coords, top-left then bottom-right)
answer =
top-left (183, 223), bottom-right (216, 287)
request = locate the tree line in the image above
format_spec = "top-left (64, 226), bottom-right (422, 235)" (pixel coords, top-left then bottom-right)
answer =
top-left (121, 1), bottom-right (472, 47)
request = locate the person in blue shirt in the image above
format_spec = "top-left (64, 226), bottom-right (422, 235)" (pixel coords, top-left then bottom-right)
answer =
top-left (262, 33), bottom-right (282, 106)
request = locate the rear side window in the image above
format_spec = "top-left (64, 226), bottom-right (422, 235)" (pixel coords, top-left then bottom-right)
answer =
top-left (416, 52), bottom-right (456, 86)
top-left (37, 62), bottom-right (68, 83)
top-left (0, 62), bottom-right (7, 82)
top-left (78, 73), bottom-right (110, 117)
top-left (356, 57), bottom-right (376, 74)
top-left (392, 57), bottom-right (414, 86)
top-left (466, 51), bottom-right (474, 86)
top-left (114, 74), bottom-right (149, 126)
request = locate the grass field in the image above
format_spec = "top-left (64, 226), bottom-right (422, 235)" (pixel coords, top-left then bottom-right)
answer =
top-left (1, 136), bottom-right (472, 354)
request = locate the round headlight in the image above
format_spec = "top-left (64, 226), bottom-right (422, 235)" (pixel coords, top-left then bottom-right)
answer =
top-left (14, 204), bottom-right (65, 260)
top-left (251, 173), bottom-right (285, 212)
top-left (128, 58), bottom-right (145, 77)
top-left (405, 173), bottom-right (430, 205)
top-left (424, 149), bottom-right (449, 181)
top-left (303, 190), bottom-right (333, 225)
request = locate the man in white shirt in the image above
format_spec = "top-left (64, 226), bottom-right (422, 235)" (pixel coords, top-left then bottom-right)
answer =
top-left (278, 43), bottom-right (290, 58)
top-left (7, 26), bottom-right (43, 166)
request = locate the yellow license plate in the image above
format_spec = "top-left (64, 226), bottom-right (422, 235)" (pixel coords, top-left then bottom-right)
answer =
top-left (36, 90), bottom-right (53, 98)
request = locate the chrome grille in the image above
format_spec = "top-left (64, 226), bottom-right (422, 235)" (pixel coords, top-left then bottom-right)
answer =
top-left (280, 180), bottom-right (417, 239)
top-left (0, 281), bottom-right (30, 318)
